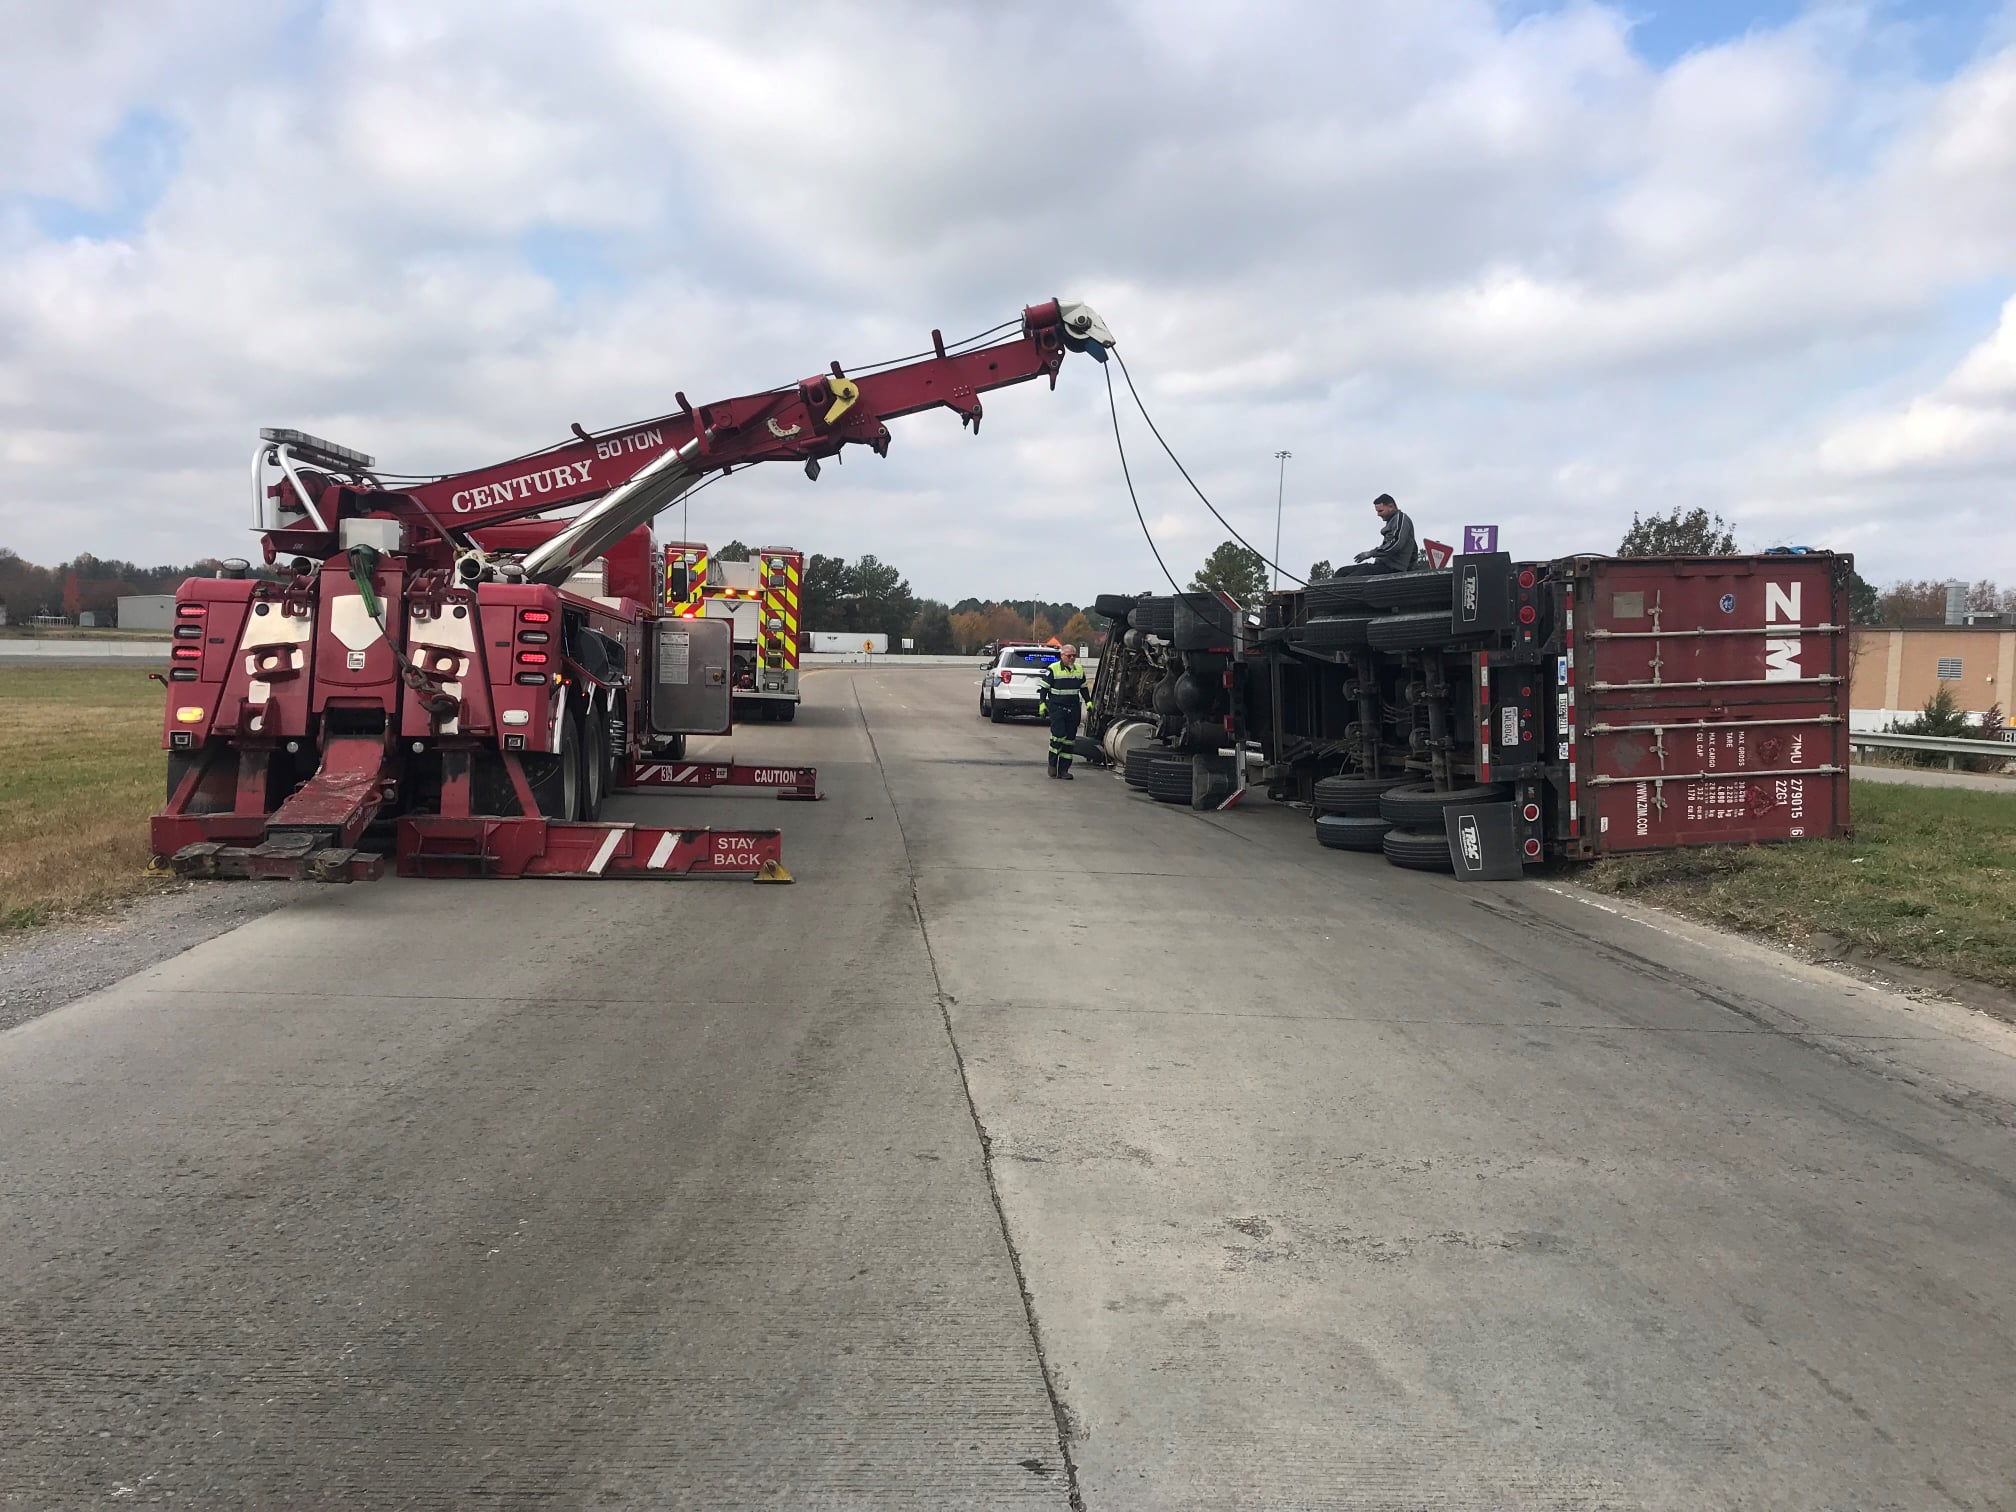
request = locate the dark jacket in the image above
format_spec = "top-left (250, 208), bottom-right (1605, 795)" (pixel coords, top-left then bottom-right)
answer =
top-left (1367, 509), bottom-right (1417, 571)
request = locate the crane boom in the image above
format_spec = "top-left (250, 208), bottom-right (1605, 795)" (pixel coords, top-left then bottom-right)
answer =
top-left (253, 299), bottom-right (1114, 586)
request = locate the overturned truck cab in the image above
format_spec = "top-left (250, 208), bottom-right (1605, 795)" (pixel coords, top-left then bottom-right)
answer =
top-left (1087, 552), bottom-right (1853, 876)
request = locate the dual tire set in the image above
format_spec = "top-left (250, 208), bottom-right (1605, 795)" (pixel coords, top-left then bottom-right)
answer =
top-left (1293, 567), bottom-right (1474, 653)
top-left (1310, 774), bottom-right (1510, 873)
top-left (1120, 746), bottom-right (1236, 809)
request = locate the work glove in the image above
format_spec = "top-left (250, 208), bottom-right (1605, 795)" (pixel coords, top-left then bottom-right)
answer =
top-left (1038, 701), bottom-right (1048, 717)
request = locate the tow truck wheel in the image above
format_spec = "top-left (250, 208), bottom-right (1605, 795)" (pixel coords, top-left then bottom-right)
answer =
top-left (526, 716), bottom-right (583, 821)
top-left (776, 703), bottom-right (795, 723)
top-left (581, 717), bottom-right (609, 821)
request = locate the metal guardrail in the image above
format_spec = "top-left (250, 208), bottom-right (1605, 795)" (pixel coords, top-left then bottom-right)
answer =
top-left (1847, 730), bottom-right (2016, 769)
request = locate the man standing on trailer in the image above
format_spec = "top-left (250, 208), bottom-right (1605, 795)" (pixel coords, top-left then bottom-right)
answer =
top-left (1039, 644), bottom-right (1091, 780)
top-left (1330, 493), bottom-right (1416, 579)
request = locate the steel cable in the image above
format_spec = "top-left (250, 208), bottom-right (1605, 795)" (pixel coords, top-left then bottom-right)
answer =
top-left (1102, 362), bottom-right (1185, 596)
top-left (1112, 351), bottom-right (1307, 588)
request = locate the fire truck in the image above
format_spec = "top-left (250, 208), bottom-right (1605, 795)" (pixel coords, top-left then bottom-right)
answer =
top-left (153, 299), bottom-right (1115, 882)
top-left (663, 543), bottom-right (804, 722)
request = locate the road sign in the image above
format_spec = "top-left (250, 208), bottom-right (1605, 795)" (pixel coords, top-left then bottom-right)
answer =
top-left (1464, 525), bottom-right (1499, 554)
top-left (1422, 539), bottom-right (1454, 569)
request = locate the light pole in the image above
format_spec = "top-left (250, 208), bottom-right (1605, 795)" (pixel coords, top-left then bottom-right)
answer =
top-left (1272, 450), bottom-right (1292, 592)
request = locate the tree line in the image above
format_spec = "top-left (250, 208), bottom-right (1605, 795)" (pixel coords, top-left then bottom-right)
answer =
top-left (699, 542), bottom-right (1099, 654)
top-left (1616, 506), bottom-right (2014, 626)
top-left (1184, 506), bottom-right (2016, 627)
top-left (0, 549), bottom-right (246, 623)
top-left (14, 509), bottom-right (2002, 638)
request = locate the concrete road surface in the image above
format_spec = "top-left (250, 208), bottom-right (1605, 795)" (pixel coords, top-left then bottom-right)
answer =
top-left (4, 667), bottom-right (2014, 1510)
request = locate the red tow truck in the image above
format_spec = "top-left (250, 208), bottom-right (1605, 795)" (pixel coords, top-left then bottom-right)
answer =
top-left (153, 299), bottom-right (1116, 881)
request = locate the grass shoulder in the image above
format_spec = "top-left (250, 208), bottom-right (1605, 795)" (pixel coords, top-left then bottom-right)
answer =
top-left (1585, 780), bottom-right (2016, 991)
top-left (0, 665), bottom-right (170, 929)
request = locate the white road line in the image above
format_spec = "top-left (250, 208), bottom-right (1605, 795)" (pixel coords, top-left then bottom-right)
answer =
top-left (586, 828), bottom-right (624, 876)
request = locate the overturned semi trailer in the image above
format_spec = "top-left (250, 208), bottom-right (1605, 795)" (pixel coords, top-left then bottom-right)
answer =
top-left (1087, 553), bottom-right (1853, 876)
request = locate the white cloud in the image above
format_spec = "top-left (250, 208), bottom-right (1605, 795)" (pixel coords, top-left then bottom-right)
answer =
top-left (1815, 294), bottom-right (2016, 477)
top-left (1, 0), bottom-right (2014, 604)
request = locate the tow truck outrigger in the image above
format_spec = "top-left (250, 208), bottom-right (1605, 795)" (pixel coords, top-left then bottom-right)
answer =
top-left (154, 300), bottom-right (1115, 882)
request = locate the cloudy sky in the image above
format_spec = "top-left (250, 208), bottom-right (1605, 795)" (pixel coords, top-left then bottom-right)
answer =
top-left (2, 0), bottom-right (2012, 604)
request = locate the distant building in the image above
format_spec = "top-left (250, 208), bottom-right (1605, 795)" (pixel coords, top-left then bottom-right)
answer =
top-left (1850, 626), bottom-right (2016, 731)
top-left (117, 594), bottom-right (177, 631)
top-left (77, 611), bottom-right (101, 628)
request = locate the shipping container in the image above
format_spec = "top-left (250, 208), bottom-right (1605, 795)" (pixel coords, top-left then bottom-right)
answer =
top-left (1087, 551), bottom-right (1855, 878)
top-left (1569, 554), bottom-right (1851, 855)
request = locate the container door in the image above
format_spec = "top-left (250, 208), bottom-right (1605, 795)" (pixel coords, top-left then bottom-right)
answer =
top-left (1577, 555), bottom-right (1850, 852)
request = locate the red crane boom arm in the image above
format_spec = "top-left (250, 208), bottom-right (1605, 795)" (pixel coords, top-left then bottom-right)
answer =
top-left (395, 298), bottom-right (1111, 539)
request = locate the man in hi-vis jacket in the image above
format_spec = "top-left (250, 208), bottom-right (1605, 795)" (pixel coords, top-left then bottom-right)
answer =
top-left (1038, 645), bottom-right (1090, 780)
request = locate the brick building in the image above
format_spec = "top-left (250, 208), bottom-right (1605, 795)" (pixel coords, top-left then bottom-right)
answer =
top-left (1850, 625), bottom-right (2016, 731)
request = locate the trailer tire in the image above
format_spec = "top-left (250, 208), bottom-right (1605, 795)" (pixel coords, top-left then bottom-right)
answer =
top-left (1312, 774), bottom-right (1406, 817)
top-left (1303, 577), bottom-right (1383, 614)
top-left (776, 702), bottom-right (795, 723)
top-left (1378, 780), bottom-right (1511, 826)
top-left (1358, 568), bottom-right (1455, 612)
top-left (1094, 593), bottom-right (1138, 624)
top-left (1315, 814), bottom-right (1393, 852)
top-left (1382, 826), bottom-right (1457, 871)
top-left (1120, 749), bottom-right (1169, 794)
top-left (1301, 615), bottom-right (1377, 650)
top-left (1366, 610), bottom-right (1472, 651)
top-left (1133, 751), bottom-right (1193, 801)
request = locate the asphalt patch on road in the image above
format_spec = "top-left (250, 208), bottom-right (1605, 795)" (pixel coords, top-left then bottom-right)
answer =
top-left (0, 883), bottom-right (302, 1032)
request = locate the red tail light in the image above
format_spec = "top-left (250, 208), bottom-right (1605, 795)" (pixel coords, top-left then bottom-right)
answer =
top-left (1524, 838), bottom-right (1543, 857)
top-left (1518, 569), bottom-right (1536, 589)
top-left (1523, 803), bottom-right (1541, 822)
top-left (176, 603), bottom-right (206, 618)
top-left (520, 608), bottom-right (552, 624)
top-left (999, 669), bottom-right (1012, 684)
top-left (517, 650), bottom-right (549, 666)
top-left (172, 646), bottom-right (201, 661)
top-left (1518, 605), bottom-right (1537, 624)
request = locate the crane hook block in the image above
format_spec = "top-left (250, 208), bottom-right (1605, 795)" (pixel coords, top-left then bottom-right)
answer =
top-left (824, 377), bottom-right (860, 426)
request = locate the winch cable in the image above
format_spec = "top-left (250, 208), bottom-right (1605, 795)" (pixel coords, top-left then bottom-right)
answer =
top-left (1112, 350), bottom-right (1308, 588)
top-left (1102, 363), bottom-right (1185, 595)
